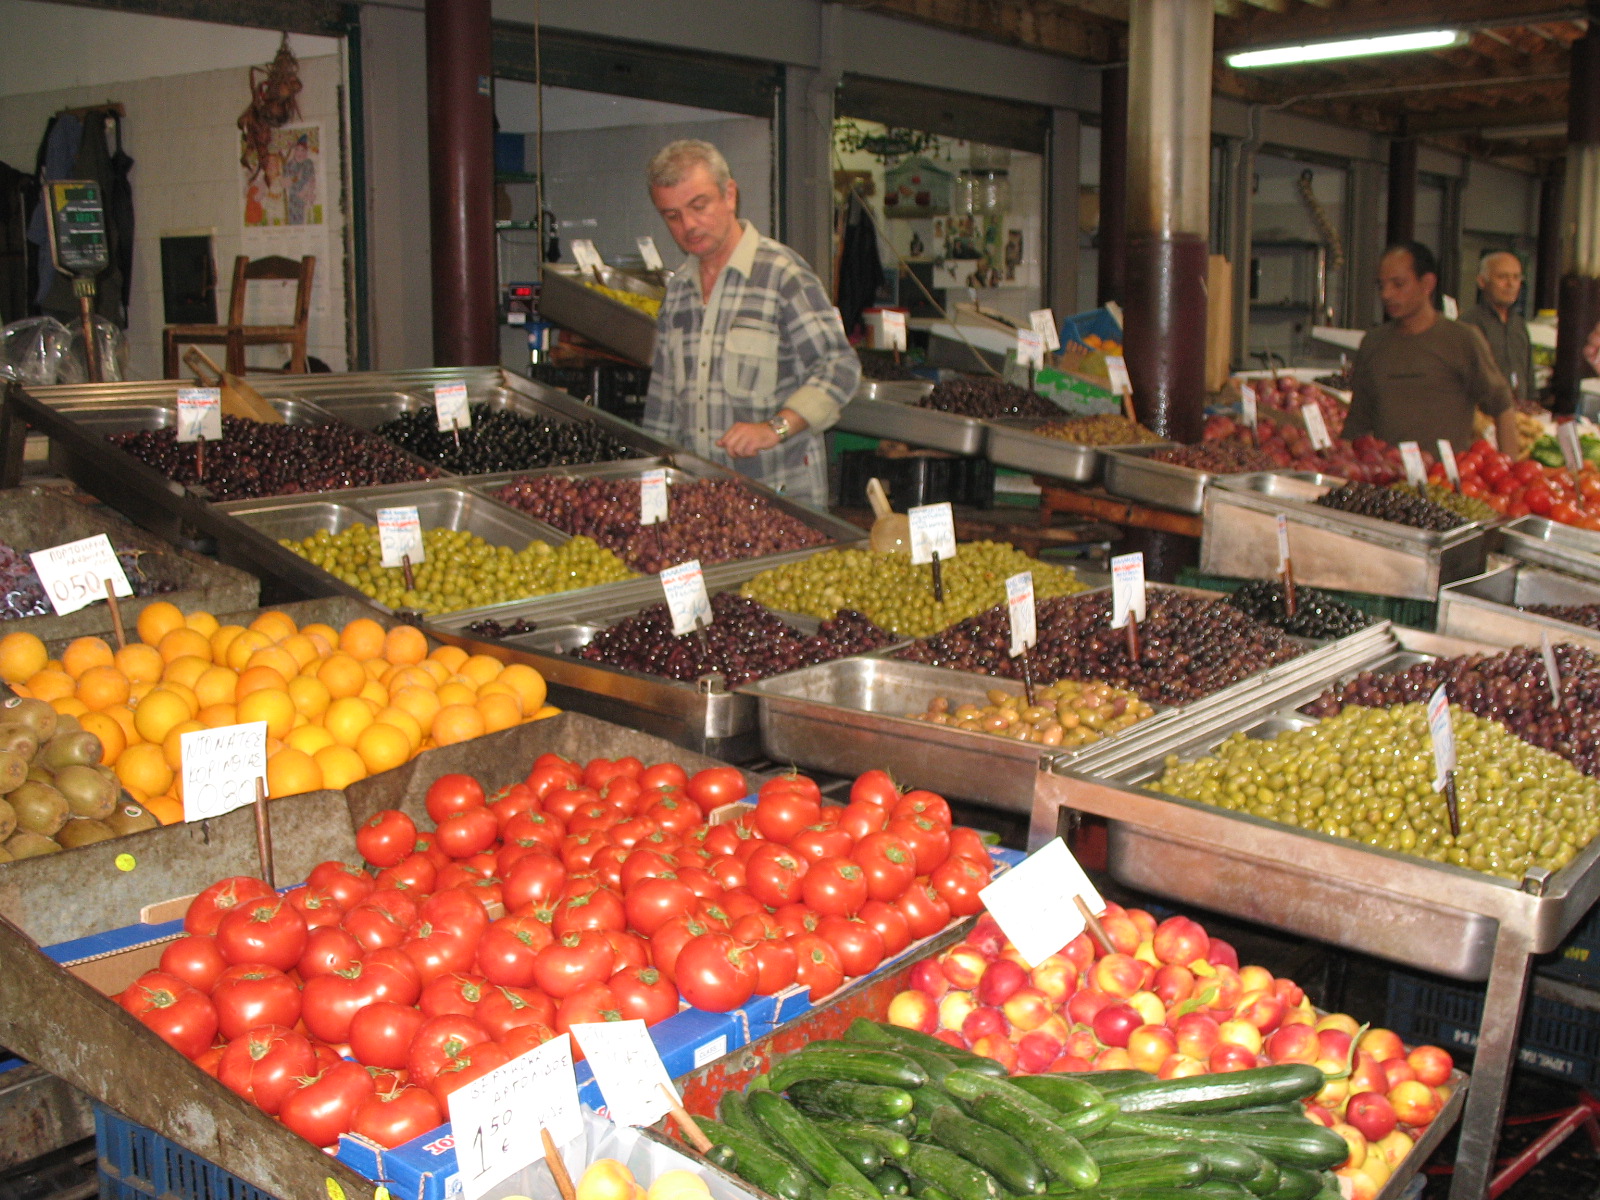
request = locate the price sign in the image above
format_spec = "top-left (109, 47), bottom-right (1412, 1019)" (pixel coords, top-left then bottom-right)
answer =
top-left (1106, 355), bottom-right (1132, 396)
top-left (908, 502), bottom-right (957, 566)
top-left (1110, 552), bottom-right (1146, 630)
top-left (180, 721), bottom-right (267, 822)
top-left (1437, 439), bottom-right (1461, 487)
top-left (1240, 384), bottom-right (1257, 428)
top-left (1426, 684), bottom-right (1456, 793)
top-left (1399, 442), bottom-right (1427, 487)
top-left (640, 468), bottom-right (668, 526)
top-left (571, 1020), bottom-right (676, 1127)
top-left (880, 309), bottom-right (907, 352)
top-left (435, 380), bottom-right (471, 431)
top-left (377, 507), bottom-right (425, 569)
top-left (29, 534), bottom-right (133, 616)
top-left (1006, 571), bottom-right (1036, 657)
top-left (1559, 422), bottom-right (1583, 473)
top-left (636, 235), bottom-right (664, 271)
top-left (448, 1033), bottom-right (581, 1200)
top-left (978, 838), bottom-right (1104, 968)
top-left (1302, 403), bottom-right (1332, 451)
top-left (1542, 631), bottom-right (1563, 708)
top-left (1442, 295), bottom-right (1459, 321)
top-left (1028, 309), bottom-right (1061, 351)
top-left (1276, 513), bottom-right (1291, 574)
top-left (570, 239), bottom-right (603, 275)
top-left (175, 387), bottom-right (222, 442)
top-left (660, 559), bottom-right (712, 637)
top-left (1016, 329), bottom-right (1045, 370)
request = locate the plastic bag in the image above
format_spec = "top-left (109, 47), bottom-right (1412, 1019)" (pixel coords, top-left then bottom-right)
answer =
top-left (0, 315), bottom-right (129, 384)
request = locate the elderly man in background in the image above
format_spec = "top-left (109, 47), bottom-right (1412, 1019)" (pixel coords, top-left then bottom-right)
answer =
top-left (1460, 251), bottom-right (1533, 402)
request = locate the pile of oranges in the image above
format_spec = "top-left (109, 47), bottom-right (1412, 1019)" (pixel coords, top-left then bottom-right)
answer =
top-left (0, 603), bottom-right (556, 824)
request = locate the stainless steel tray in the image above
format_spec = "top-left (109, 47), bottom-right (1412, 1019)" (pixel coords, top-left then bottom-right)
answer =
top-left (836, 391), bottom-right (989, 456)
top-left (985, 420), bottom-right (1172, 483)
top-left (1437, 557), bottom-right (1600, 655)
top-left (538, 263), bottom-right (662, 366)
top-left (1100, 444), bottom-right (1262, 514)
top-left (856, 380), bottom-right (935, 404)
top-left (1213, 470), bottom-right (1495, 544)
top-left (1498, 515), bottom-right (1600, 582)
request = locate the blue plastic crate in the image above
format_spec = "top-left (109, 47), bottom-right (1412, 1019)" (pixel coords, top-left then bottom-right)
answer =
top-left (95, 1104), bottom-right (279, 1200)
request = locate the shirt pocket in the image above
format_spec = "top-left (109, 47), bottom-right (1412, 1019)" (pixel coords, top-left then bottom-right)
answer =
top-left (723, 322), bottom-right (779, 401)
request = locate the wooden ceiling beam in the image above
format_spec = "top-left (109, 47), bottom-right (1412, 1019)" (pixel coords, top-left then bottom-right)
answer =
top-left (838, 0), bottom-right (1123, 61)
top-left (1216, 1), bottom-right (1589, 52)
top-left (1407, 101), bottom-right (1571, 132)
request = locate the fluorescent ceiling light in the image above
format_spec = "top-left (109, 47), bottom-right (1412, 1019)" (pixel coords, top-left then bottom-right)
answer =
top-left (1227, 29), bottom-right (1466, 70)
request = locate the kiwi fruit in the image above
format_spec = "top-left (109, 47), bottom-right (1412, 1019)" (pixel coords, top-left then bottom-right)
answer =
top-left (25, 763), bottom-right (53, 784)
top-left (0, 749), bottom-right (25, 796)
top-left (104, 804), bottom-right (158, 836)
top-left (55, 764), bottom-right (117, 820)
top-left (0, 722), bottom-right (39, 760)
top-left (9, 781), bottom-right (68, 836)
top-left (0, 796), bottom-right (14, 841)
top-left (41, 730), bottom-right (103, 772)
top-left (0, 697), bottom-right (55, 742)
top-left (4, 830), bottom-right (61, 859)
top-left (56, 819), bottom-right (115, 848)
top-left (53, 712), bottom-right (81, 736)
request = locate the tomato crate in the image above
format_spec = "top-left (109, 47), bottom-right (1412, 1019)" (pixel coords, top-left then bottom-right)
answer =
top-left (95, 1103), bottom-right (279, 1200)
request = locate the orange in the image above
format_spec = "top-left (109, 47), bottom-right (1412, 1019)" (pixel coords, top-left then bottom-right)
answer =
top-left (193, 665), bottom-right (239, 708)
top-left (238, 688), bottom-right (296, 739)
top-left (157, 627), bottom-right (213, 665)
top-left (114, 643), bottom-right (165, 685)
top-left (386, 665), bottom-right (436, 693)
top-left (383, 625), bottom-right (429, 667)
top-left (374, 706), bottom-right (423, 751)
top-left (144, 793), bottom-right (184, 825)
top-left (432, 703), bottom-right (485, 746)
top-left (51, 696), bottom-right (89, 718)
top-left (288, 675), bottom-right (332, 720)
top-left (314, 744), bottom-right (368, 789)
top-left (102, 704), bottom-right (139, 745)
top-left (78, 711), bottom-right (126, 765)
top-left (356, 721), bottom-right (412, 775)
top-left (285, 724), bottom-right (336, 756)
top-left (0, 631), bottom-right (48, 683)
top-left (249, 610), bottom-right (299, 642)
top-left (436, 681), bottom-right (478, 709)
top-left (162, 680), bottom-right (199, 717)
top-left (162, 719), bottom-right (205, 770)
top-left (477, 692), bottom-right (522, 734)
top-left (477, 679), bottom-right (523, 709)
top-left (363, 657), bottom-right (390, 682)
top-left (266, 747), bottom-right (323, 798)
top-left (576, 1159), bottom-right (635, 1200)
top-left (225, 629), bottom-right (272, 671)
top-left (428, 644), bottom-right (469, 673)
top-left (209, 624), bottom-right (247, 663)
top-left (498, 664), bottom-right (548, 714)
top-left (532, 704), bottom-right (562, 720)
top-left (358, 677), bottom-right (390, 708)
top-left (340, 618), bottom-right (388, 661)
top-left (128, 679), bottom-right (157, 704)
top-left (183, 609), bottom-right (220, 638)
top-left (117, 741), bottom-right (174, 797)
top-left (135, 601), bottom-right (186, 648)
top-left (61, 637), bottom-right (115, 679)
top-left (390, 686), bottom-right (442, 730)
top-left (236, 664), bottom-right (289, 699)
top-left (133, 688), bottom-right (193, 744)
top-left (324, 696), bottom-right (375, 747)
top-left (76, 664), bottom-right (131, 711)
top-left (459, 654), bottom-right (505, 687)
top-left (162, 655), bottom-right (211, 691)
top-left (279, 633), bottom-right (322, 671)
top-left (245, 645), bottom-right (300, 682)
top-left (7, 683), bottom-right (31, 699)
top-left (317, 654), bottom-right (367, 700)
top-left (302, 621), bottom-right (339, 646)
top-left (418, 659), bottom-right (451, 685)
top-left (25, 669), bottom-right (76, 703)
top-left (198, 702), bottom-right (238, 728)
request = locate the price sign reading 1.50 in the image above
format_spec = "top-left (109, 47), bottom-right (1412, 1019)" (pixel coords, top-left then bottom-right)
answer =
top-left (449, 1033), bottom-right (581, 1200)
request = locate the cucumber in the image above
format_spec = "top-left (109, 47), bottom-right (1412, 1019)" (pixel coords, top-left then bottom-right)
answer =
top-left (909, 1185), bottom-right (956, 1200)
top-left (882, 1114), bottom-right (919, 1138)
top-left (694, 1116), bottom-right (813, 1200)
top-left (1075, 1069), bottom-right (1160, 1094)
top-left (1106, 1113), bottom-right (1349, 1170)
top-left (1242, 1157), bottom-right (1280, 1198)
top-left (1096, 1156), bottom-right (1212, 1189)
top-left (1083, 1137), bottom-right (1195, 1167)
top-left (970, 1092), bottom-right (1100, 1190)
top-left (772, 1047), bottom-right (928, 1092)
top-left (929, 1105), bottom-right (1047, 1195)
top-left (750, 1089), bottom-right (885, 1199)
top-left (1055, 1100), bottom-right (1119, 1139)
top-left (844, 1024), bottom-right (965, 1085)
top-left (942, 1068), bottom-right (1076, 1125)
top-left (902, 1142), bottom-right (1005, 1200)
top-left (1085, 1137), bottom-right (1268, 1185)
top-left (1042, 1190), bottom-right (1217, 1200)
top-left (1109, 1066), bottom-right (1326, 1115)
top-left (848, 1019), bottom-right (1009, 1077)
top-left (1266, 1166), bottom-right (1320, 1200)
top-left (911, 1085), bottom-right (967, 1125)
top-left (817, 1119), bottom-right (914, 1161)
top-left (1191, 1184), bottom-right (1260, 1199)
top-left (1011, 1074), bottom-right (1105, 1111)
top-left (705, 1144), bottom-right (738, 1172)
top-left (873, 1165), bottom-right (911, 1195)
top-left (828, 1185), bottom-right (881, 1200)
top-left (787, 1078), bottom-right (918, 1121)
top-left (831, 1132), bottom-right (887, 1174)
top-left (720, 1090), bottom-right (764, 1139)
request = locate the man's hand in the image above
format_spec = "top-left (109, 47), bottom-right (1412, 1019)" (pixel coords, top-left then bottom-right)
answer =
top-left (716, 421), bottom-right (781, 458)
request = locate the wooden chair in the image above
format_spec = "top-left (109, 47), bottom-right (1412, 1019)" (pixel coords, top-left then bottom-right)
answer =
top-left (163, 254), bottom-right (315, 377)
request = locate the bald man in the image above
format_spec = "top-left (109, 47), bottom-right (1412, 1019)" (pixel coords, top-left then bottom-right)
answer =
top-left (1460, 251), bottom-right (1533, 402)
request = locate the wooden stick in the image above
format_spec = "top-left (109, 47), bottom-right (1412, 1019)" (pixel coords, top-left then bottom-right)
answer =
top-left (1019, 647), bottom-right (1036, 709)
top-left (1124, 611), bottom-right (1140, 663)
top-left (103, 580), bottom-right (126, 649)
top-left (1122, 389), bottom-right (1136, 423)
top-left (253, 777), bottom-right (275, 889)
top-left (1074, 895), bottom-right (1114, 955)
top-left (932, 551), bottom-right (944, 603)
top-left (1443, 770), bottom-right (1461, 838)
top-left (401, 553), bottom-right (416, 593)
top-left (196, 435), bottom-right (205, 482)
top-left (541, 1128), bottom-right (577, 1200)
top-left (1282, 558), bottom-right (1297, 618)
top-left (660, 1083), bottom-right (713, 1153)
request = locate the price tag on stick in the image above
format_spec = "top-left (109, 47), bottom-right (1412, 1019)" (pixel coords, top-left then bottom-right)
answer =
top-left (176, 387), bottom-right (222, 442)
top-left (636, 235), bottom-right (665, 271)
top-left (377, 507), bottom-right (425, 569)
top-left (30, 534), bottom-right (133, 617)
top-left (1029, 309), bottom-right (1061, 351)
top-left (1006, 571), bottom-right (1036, 658)
top-left (1426, 684), bottom-right (1461, 836)
top-left (180, 721), bottom-right (267, 823)
top-left (909, 503), bottom-right (957, 566)
top-left (660, 560), bottom-right (713, 637)
top-left (571, 1019), bottom-right (677, 1127)
top-left (1240, 384), bottom-right (1257, 429)
top-left (1559, 422), bottom-right (1583, 474)
top-left (1302, 403), bottom-right (1332, 451)
top-left (1106, 355), bottom-right (1132, 396)
top-left (1542, 631), bottom-right (1563, 710)
top-left (448, 1033), bottom-right (582, 1200)
top-left (639, 468), bottom-right (668, 526)
top-left (978, 838), bottom-right (1106, 967)
top-left (1110, 553), bottom-right (1146, 630)
top-left (570, 239), bottom-right (603, 276)
top-left (1437, 439), bottom-right (1461, 489)
top-left (1016, 329), bottom-right (1045, 370)
top-left (435, 380), bottom-right (471, 431)
top-left (1276, 513), bottom-right (1297, 617)
top-left (1399, 442), bottom-right (1427, 487)
top-left (880, 309), bottom-right (907, 353)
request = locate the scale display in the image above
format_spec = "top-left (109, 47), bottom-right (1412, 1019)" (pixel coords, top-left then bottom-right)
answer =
top-left (48, 181), bottom-right (109, 276)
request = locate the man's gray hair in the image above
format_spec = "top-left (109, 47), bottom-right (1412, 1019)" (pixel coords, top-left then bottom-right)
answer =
top-left (647, 140), bottom-right (732, 191)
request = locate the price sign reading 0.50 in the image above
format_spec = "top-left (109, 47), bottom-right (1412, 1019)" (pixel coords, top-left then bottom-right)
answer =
top-left (28, 535), bottom-right (133, 617)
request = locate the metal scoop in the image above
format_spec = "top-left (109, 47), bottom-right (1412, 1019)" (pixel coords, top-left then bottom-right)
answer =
top-left (866, 477), bottom-right (911, 553)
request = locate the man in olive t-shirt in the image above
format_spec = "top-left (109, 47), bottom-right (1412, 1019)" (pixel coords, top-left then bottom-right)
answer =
top-left (1345, 243), bottom-right (1517, 454)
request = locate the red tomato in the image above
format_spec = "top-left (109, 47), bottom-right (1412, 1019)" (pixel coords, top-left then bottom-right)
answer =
top-left (159, 934), bottom-right (228, 992)
top-left (402, 921), bottom-right (476, 985)
top-left (608, 966), bottom-right (679, 1026)
top-left (431, 1041), bottom-right (511, 1107)
top-left (583, 757), bottom-right (628, 791)
top-left (646, 795), bottom-right (701, 835)
top-left (560, 831), bottom-right (606, 873)
top-left (624, 875), bottom-right (696, 936)
top-left (1553, 500), bottom-right (1583, 526)
top-left (407, 1014), bottom-right (492, 1087)
top-left (554, 981), bottom-right (624, 1033)
top-left (700, 823), bottom-right (749, 858)
top-left (300, 951), bottom-right (420, 1043)
top-left (425, 773), bottom-right (486, 824)
top-left (306, 861), bottom-right (376, 910)
top-left (430, 807), bottom-right (497, 859)
top-left (849, 768), bottom-right (902, 808)
top-left (504, 810), bottom-right (566, 852)
top-left (280, 1061), bottom-right (375, 1147)
top-left (746, 844), bottom-right (809, 908)
top-left (619, 849), bottom-right (680, 892)
top-left (420, 888), bottom-right (490, 938)
top-left (801, 856), bottom-right (869, 916)
top-left (348, 1001), bottom-right (427, 1070)
top-left (760, 770), bottom-right (822, 803)
top-left (476, 984), bottom-right (557, 1037)
top-left (816, 915), bottom-right (885, 977)
top-left (212, 964), bottom-right (302, 1040)
top-left (420, 971), bottom-right (490, 1018)
top-left (214, 895), bottom-right (308, 972)
top-left (352, 1085), bottom-right (443, 1150)
top-left (585, 845), bottom-right (627, 893)
top-left (1480, 456), bottom-right (1510, 486)
top-left (852, 832), bottom-right (918, 902)
top-left (674, 865), bottom-right (721, 901)
top-left (695, 899), bottom-right (733, 929)
top-left (531, 930), bottom-right (616, 998)
top-left (552, 886), bottom-right (626, 935)
top-left (193, 1045), bottom-right (225, 1078)
top-left (753, 789), bottom-right (821, 844)
top-left (721, 888), bottom-right (765, 922)
top-left (930, 855), bottom-right (992, 916)
top-left (674, 933), bottom-right (759, 1012)
top-left (641, 762), bottom-right (689, 790)
top-left (791, 933), bottom-right (844, 1002)
top-left (731, 911), bottom-right (780, 943)
top-left (343, 899), bottom-right (411, 953)
top-left (1507, 499), bottom-right (1532, 518)
top-left (489, 781), bottom-right (538, 827)
top-left (1513, 458), bottom-right (1546, 484)
top-left (218, 1024), bottom-right (315, 1115)
top-left (375, 853), bottom-right (437, 895)
top-left (709, 855), bottom-right (746, 891)
top-left (888, 816), bottom-right (952, 875)
top-left (299, 926), bottom-right (363, 980)
top-left (1525, 485), bottom-right (1554, 515)
top-left (545, 784), bottom-right (602, 822)
top-left (567, 802), bottom-right (623, 836)
top-left (896, 880), bottom-right (952, 939)
top-left (750, 936), bottom-right (798, 995)
top-left (603, 776), bottom-right (644, 814)
top-left (948, 827), bottom-right (990, 864)
top-left (1460, 478), bottom-right (1489, 499)
top-left (790, 823), bottom-right (853, 862)
top-left (116, 971), bottom-right (217, 1059)
top-left (356, 809), bottom-right (417, 868)
top-left (183, 876), bottom-right (275, 936)
top-left (498, 1023), bottom-right (557, 1058)
top-left (284, 887), bottom-right (344, 930)
top-left (476, 915), bottom-right (555, 987)
top-left (858, 899), bottom-right (912, 957)
top-left (774, 903), bottom-right (820, 938)
top-left (687, 766), bottom-right (747, 810)
top-left (893, 790), bottom-right (952, 829)
top-left (526, 760), bottom-right (582, 798)
top-left (838, 801), bottom-right (890, 841)
top-left (604, 929), bottom-right (651, 973)
top-left (648, 914), bottom-right (712, 982)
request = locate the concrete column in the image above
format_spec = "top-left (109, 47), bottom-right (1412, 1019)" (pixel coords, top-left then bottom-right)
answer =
top-left (1220, 136), bottom-right (1255, 367)
top-left (1345, 159), bottom-right (1385, 330)
top-left (1097, 64), bottom-right (1127, 306)
top-left (1553, 21), bottom-right (1600, 414)
top-left (1049, 107), bottom-right (1082, 315)
top-left (1536, 161), bottom-right (1564, 313)
top-left (783, 63), bottom-right (837, 286)
top-left (426, 0), bottom-right (499, 367)
top-left (1386, 133), bottom-right (1418, 246)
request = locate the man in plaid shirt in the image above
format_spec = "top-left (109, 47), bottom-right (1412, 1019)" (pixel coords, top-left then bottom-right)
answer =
top-left (643, 140), bottom-right (860, 509)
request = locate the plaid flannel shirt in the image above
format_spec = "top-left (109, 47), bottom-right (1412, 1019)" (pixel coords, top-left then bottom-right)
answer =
top-left (644, 220), bottom-right (860, 509)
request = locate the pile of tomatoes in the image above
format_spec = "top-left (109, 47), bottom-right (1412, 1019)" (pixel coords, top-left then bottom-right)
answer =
top-left (1437, 438), bottom-right (1600, 529)
top-left (112, 756), bottom-right (989, 1150)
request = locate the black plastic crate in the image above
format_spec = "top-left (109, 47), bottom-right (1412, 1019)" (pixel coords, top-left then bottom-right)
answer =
top-left (1543, 903), bottom-right (1600, 988)
top-left (837, 449), bottom-right (996, 510)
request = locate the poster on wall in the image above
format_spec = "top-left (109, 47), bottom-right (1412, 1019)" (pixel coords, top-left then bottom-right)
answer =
top-left (242, 123), bottom-right (322, 228)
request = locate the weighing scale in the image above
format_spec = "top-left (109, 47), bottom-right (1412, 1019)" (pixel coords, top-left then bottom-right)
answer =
top-left (43, 179), bottom-right (110, 383)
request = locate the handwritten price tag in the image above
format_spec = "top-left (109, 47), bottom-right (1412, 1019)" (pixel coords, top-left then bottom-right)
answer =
top-left (1106, 355), bottom-right (1132, 396)
top-left (1427, 684), bottom-right (1456, 793)
top-left (880, 309), bottom-right (907, 352)
top-left (1437, 439), bottom-right (1461, 487)
top-left (978, 838), bottom-right (1104, 968)
top-left (1110, 552), bottom-right (1146, 630)
top-left (1006, 571), bottom-right (1036, 657)
top-left (435, 381), bottom-right (471, 431)
top-left (448, 1033), bottom-right (581, 1200)
top-left (661, 560), bottom-right (712, 637)
top-left (1240, 384), bottom-right (1257, 428)
top-left (377, 507), bottom-right (425, 569)
top-left (175, 387), bottom-right (222, 442)
top-left (908, 503), bottom-right (957, 566)
top-left (571, 1020), bottom-right (676, 1127)
top-left (640, 468), bottom-right (668, 526)
top-left (1302, 403), bottom-right (1332, 451)
top-left (570, 239), bottom-right (603, 275)
top-left (636, 235), bottom-right (665, 271)
top-left (1399, 442), bottom-right (1427, 487)
top-left (1542, 631), bottom-right (1563, 708)
top-left (1029, 308), bottom-right (1061, 351)
top-left (180, 721), bottom-right (267, 823)
top-left (1016, 329), bottom-right (1045, 370)
top-left (29, 535), bottom-right (133, 616)
top-left (1276, 513), bottom-right (1291, 574)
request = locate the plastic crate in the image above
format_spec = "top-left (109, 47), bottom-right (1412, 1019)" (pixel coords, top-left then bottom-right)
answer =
top-left (1543, 902), bottom-right (1600, 988)
top-left (1174, 568), bottom-right (1438, 629)
top-left (1386, 969), bottom-right (1600, 1087)
top-left (95, 1104), bottom-right (279, 1200)
top-left (837, 448), bottom-right (995, 509)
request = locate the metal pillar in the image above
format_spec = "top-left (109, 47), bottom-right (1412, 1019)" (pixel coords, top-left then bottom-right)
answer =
top-left (1097, 64), bottom-right (1128, 307)
top-left (1536, 161), bottom-right (1564, 314)
top-left (425, 0), bottom-right (499, 367)
top-left (1553, 19), bottom-right (1600, 415)
top-left (1387, 133), bottom-right (1418, 247)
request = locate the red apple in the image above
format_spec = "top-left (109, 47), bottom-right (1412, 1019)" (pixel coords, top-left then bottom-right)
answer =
top-left (1127, 991), bottom-right (1166, 1026)
top-left (1387, 1080), bottom-right (1441, 1128)
top-left (1088, 953), bottom-right (1146, 998)
top-left (1126, 1024), bottom-right (1178, 1073)
top-left (1303, 1103), bottom-right (1337, 1128)
top-left (998, 945), bottom-right (1031, 970)
top-left (1051, 1054), bottom-right (1094, 1073)
top-left (1374, 1130), bottom-right (1416, 1169)
top-left (1093, 1046), bottom-right (1133, 1071)
top-left (1016, 1028), bottom-right (1064, 1074)
top-left (1313, 1059), bottom-right (1351, 1110)
top-left (1030, 954), bottom-right (1078, 1004)
top-left (1063, 1026), bottom-right (1100, 1061)
top-left (1316, 1012), bottom-right (1360, 1037)
top-left (938, 990), bottom-right (978, 1032)
top-left (1329, 1123), bottom-right (1367, 1170)
top-left (1134, 940), bottom-right (1161, 969)
top-left (961, 1005), bottom-right (1008, 1044)
top-left (1345, 1092), bottom-right (1398, 1142)
top-left (1382, 1058), bottom-right (1418, 1090)
top-left (1206, 938), bottom-right (1239, 969)
top-left (909, 957), bottom-right (949, 999)
top-left (1216, 1018), bottom-right (1263, 1056)
top-left (1237, 965), bottom-right (1274, 994)
top-left (1092, 1003), bottom-right (1144, 1049)
top-left (1317, 1027), bottom-right (1353, 1062)
top-left (1339, 1166), bottom-right (1379, 1200)
top-left (1235, 989), bottom-right (1288, 1034)
top-left (1062, 933), bottom-right (1096, 973)
top-left (970, 1032), bottom-right (1018, 1072)
top-left (942, 945), bottom-right (988, 990)
top-left (1264, 1022), bottom-right (1320, 1065)
top-left (1152, 964), bottom-right (1196, 1006)
top-left (1208, 1042), bottom-right (1258, 1073)
top-left (1204, 965), bottom-right (1242, 1014)
top-left (1099, 913), bottom-right (1142, 955)
top-left (1273, 977), bottom-right (1305, 1007)
top-left (1173, 1012), bottom-right (1221, 1061)
top-left (1126, 908), bottom-right (1157, 941)
top-left (1406, 1044), bottom-right (1453, 1088)
top-left (1348, 1051), bottom-right (1389, 1097)
top-left (887, 989), bottom-right (937, 1033)
top-left (1034, 1012), bottom-right (1072, 1047)
top-left (1158, 1054), bottom-right (1207, 1079)
top-left (1357, 1027), bottom-right (1407, 1064)
top-left (1152, 916), bottom-right (1210, 966)
top-left (968, 916), bottom-right (1006, 959)
top-left (934, 1030), bottom-right (966, 1050)
top-left (1002, 986), bottom-right (1054, 1032)
top-left (977, 959), bottom-right (1027, 1007)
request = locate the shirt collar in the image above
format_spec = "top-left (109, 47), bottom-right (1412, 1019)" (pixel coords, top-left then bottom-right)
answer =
top-left (720, 220), bottom-right (759, 279)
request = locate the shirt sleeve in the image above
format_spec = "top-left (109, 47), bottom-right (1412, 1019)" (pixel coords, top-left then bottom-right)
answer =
top-left (1463, 323), bottom-right (1514, 418)
top-left (641, 287), bottom-right (680, 442)
top-left (776, 261), bottom-right (860, 435)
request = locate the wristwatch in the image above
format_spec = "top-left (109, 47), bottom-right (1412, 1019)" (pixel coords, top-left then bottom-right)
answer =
top-left (768, 413), bottom-right (794, 443)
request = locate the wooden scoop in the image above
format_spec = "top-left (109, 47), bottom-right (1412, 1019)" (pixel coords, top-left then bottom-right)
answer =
top-left (866, 477), bottom-right (910, 553)
top-left (183, 347), bottom-right (284, 424)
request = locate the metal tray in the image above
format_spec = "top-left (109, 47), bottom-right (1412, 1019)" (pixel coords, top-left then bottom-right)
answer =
top-left (1499, 515), bottom-right (1600, 582)
top-left (856, 380), bottom-right (935, 404)
top-left (1101, 443), bottom-right (1262, 513)
top-left (1437, 558), bottom-right (1600, 655)
top-left (538, 263), bottom-right (662, 366)
top-left (836, 389), bottom-right (989, 456)
top-left (985, 419), bottom-right (1173, 483)
top-left (1214, 469), bottom-right (1494, 543)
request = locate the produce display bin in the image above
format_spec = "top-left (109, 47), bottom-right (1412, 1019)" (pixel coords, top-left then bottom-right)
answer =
top-left (1100, 443), bottom-right (1264, 514)
top-left (984, 419), bottom-right (1173, 484)
top-left (1173, 567), bottom-right (1438, 629)
top-left (538, 263), bottom-right (663, 366)
top-left (1437, 557), bottom-right (1600, 654)
top-left (835, 382), bottom-right (989, 456)
top-left (1498, 515), bottom-right (1600, 582)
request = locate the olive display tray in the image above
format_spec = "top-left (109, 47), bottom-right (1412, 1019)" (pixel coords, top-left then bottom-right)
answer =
top-left (984, 419), bottom-right (1173, 483)
top-left (836, 384), bottom-right (989, 456)
top-left (538, 263), bottom-right (662, 366)
top-left (1100, 443), bottom-right (1266, 514)
top-left (1498, 515), bottom-right (1600, 583)
top-left (1437, 558), bottom-right (1600, 656)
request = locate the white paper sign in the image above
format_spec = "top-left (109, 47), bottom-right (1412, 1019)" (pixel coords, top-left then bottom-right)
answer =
top-left (1442, 295), bottom-right (1459, 321)
top-left (377, 507), bottom-right (426, 569)
top-left (1106, 355), bottom-right (1132, 396)
top-left (1240, 384), bottom-right (1257, 428)
top-left (448, 1033), bottom-right (582, 1200)
top-left (1302, 403), bottom-right (1332, 451)
top-left (1542, 631), bottom-right (1562, 709)
top-left (636, 236), bottom-right (665, 271)
top-left (570, 239), bottom-right (603, 275)
top-left (640, 468), bottom-right (668, 527)
top-left (1029, 309), bottom-right (1061, 352)
top-left (977, 837), bottom-right (1105, 968)
top-left (1276, 513), bottom-right (1291, 574)
top-left (1110, 552), bottom-right (1146, 630)
top-left (1559, 422), bottom-right (1583, 473)
top-left (175, 387), bottom-right (222, 442)
top-left (880, 309), bottom-right (907, 352)
top-left (571, 1020), bottom-right (677, 1127)
top-left (29, 534), bottom-right (133, 617)
top-left (660, 560), bottom-right (713, 637)
top-left (1426, 684), bottom-right (1456, 793)
top-left (1006, 571), bottom-right (1036, 657)
top-left (908, 502), bottom-right (958, 566)
top-left (1438, 439), bottom-right (1461, 487)
top-left (180, 721), bottom-right (267, 823)
top-left (435, 381), bottom-right (471, 431)
top-left (1016, 329), bottom-right (1045, 370)
top-left (1399, 442), bottom-right (1427, 487)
